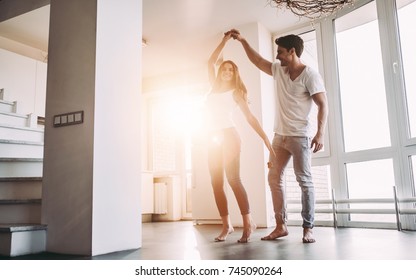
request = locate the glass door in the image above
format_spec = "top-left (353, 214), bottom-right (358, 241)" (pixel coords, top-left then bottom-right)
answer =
top-left (331, 0), bottom-right (416, 228)
top-left (334, 1), bottom-right (397, 226)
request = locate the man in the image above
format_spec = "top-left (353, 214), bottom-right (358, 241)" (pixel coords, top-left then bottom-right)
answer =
top-left (230, 29), bottom-right (328, 243)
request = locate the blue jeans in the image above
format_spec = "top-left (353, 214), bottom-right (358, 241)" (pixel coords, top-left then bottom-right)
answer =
top-left (207, 127), bottom-right (250, 216)
top-left (268, 134), bottom-right (315, 228)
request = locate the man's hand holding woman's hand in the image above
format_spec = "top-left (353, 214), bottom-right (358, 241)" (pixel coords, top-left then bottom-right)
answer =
top-left (224, 29), bottom-right (241, 40)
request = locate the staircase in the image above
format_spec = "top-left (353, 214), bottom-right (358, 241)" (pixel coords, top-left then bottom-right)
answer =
top-left (0, 89), bottom-right (46, 257)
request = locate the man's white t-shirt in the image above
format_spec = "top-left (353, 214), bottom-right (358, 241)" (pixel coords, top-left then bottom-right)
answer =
top-left (271, 62), bottom-right (326, 137)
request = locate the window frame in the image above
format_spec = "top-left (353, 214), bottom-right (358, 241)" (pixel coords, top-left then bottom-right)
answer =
top-left (277, 0), bottom-right (416, 230)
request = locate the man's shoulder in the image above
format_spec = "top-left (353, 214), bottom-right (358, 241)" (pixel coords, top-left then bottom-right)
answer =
top-left (304, 65), bottom-right (320, 74)
top-left (271, 62), bottom-right (284, 75)
top-left (271, 61), bottom-right (278, 69)
top-left (303, 65), bottom-right (324, 80)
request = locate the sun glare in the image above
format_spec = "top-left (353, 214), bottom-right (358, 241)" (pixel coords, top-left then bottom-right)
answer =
top-left (156, 94), bottom-right (204, 137)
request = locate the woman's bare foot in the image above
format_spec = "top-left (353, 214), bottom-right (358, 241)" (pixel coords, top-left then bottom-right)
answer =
top-left (261, 225), bottom-right (289, 241)
top-left (238, 223), bottom-right (257, 243)
top-left (214, 227), bottom-right (234, 242)
top-left (302, 227), bottom-right (315, 243)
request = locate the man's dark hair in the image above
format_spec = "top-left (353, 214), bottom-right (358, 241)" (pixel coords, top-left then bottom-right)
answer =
top-left (275, 34), bottom-right (304, 57)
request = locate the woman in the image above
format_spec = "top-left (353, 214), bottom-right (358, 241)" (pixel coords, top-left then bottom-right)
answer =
top-left (204, 32), bottom-right (275, 243)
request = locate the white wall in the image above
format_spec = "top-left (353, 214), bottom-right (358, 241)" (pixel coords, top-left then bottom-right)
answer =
top-left (92, 0), bottom-right (142, 256)
top-left (0, 43), bottom-right (47, 117)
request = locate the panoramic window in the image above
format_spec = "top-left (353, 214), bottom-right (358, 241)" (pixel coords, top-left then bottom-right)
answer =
top-left (346, 159), bottom-right (396, 223)
top-left (335, 1), bottom-right (391, 152)
top-left (150, 99), bottom-right (178, 172)
top-left (286, 165), bottom-right (333, 222)
top-left (397, 0), bottom-right (416, 139)
top-left (282, 0), bottom-right (416, 229)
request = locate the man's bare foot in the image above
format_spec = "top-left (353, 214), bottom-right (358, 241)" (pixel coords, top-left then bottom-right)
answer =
top-left (302, 228), bottom-right (315, 243)
top-left (214, 227), bottom-right (234, 242)
top-left (261, 225), bottom-right (289, 241)
top-left (238, 223), bottom-right (257, 243)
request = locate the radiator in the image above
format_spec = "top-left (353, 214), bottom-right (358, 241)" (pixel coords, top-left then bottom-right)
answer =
top-left (154, 182), bottom-right (168, 214)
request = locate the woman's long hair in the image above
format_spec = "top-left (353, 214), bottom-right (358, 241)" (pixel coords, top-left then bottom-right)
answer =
top-left (211, 60), bottom-right (248, 102)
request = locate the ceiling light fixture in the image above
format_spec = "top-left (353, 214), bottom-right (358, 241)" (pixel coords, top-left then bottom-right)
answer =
top-left (268, 0), bottom-right (355, 19)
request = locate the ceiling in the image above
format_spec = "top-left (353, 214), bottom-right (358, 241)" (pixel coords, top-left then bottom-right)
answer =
top-left (0, 0), bottom-right (308, 79)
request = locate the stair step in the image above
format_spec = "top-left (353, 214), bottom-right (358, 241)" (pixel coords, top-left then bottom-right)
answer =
top-left (0, 124), bottom-right (44, 142)
top-left (0, 177), bottom-right (42, 182)
top-left (0, 89), bottom-right (46, 257)
top-left (0, 158), bottom-right (43, 162)
top-left (0, 139), bottom-right (43, 145)
top-left (0, 139), bottom-right (44, 158)
top-left (0, 224), bottom-right (47, 257)
top-left (0, 199), bottom-right (41, 205)
top-left (0, 111), bottom-right (30, 128)
top-left (37, 116), bottom-right (45, 128)
top-left (0, 203), bottom-right (41, 223)
top-left (0, 223), bottom-right (47, 233)
top-left (0, 177), bottom-right (42, 200)
top-left (0, 99), bottom-right (16, 113)
top-left (0, 158), bottom-right (43, 178)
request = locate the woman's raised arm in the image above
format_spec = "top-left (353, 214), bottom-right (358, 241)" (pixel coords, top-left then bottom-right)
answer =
top-left (208, 32), bottom-right (232, 85)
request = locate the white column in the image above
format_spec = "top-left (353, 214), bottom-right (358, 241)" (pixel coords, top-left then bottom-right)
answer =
top-left (42, 0), bottom-right (142, 256)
